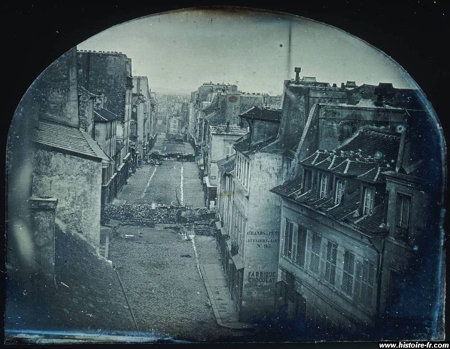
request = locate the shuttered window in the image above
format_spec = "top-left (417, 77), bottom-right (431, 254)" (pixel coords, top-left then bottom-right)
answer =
top-left (296, 226), bottom-right (307, 268)
top-left (324, 241), bottom-right (337, 285)
top-left (355, 260), bottom-right (376, 307)
top-left (283, 220), bottom-right (294, 259)
top-left (342, 251), bottom-right (355, 296)
top-left (309, 232), bottom-right (321, 274)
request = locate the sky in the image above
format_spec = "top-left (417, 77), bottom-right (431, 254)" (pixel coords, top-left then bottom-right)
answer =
top-left (77, 8), bottom-right (416, 95)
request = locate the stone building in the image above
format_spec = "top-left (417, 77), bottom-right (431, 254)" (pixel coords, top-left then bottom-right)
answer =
top-left (215, 106), bottom-right (286, 322)
top-left (271, 97), bottom-right (442, 340)
top-left (203, 123), bottom-right (248, 209)
top-left (7, 47), bottom-right (111, 285)
top-left (132, 76), bottom-right (157, 159)
top-left (77, 49), bottom-right (134, 190)
top-left (32, 120), bottom-right (109, 248)
top-left (78, 85), bottom-right (118, 205)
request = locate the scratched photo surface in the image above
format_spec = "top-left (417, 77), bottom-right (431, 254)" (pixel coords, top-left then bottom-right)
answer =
top-left (5, 7), bottom-right (446, 344)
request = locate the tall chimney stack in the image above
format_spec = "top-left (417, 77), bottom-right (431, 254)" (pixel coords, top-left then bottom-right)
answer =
top-left (294, 67), bottom-right (301, 84)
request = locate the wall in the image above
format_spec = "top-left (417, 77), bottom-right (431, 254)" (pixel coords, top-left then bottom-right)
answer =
top-left (34, 48), bottom-right (79, 128)
top-left (278, 199), bottom-right (379, 333)
top-left (381, 175), bottom-right (437, 321)
top-left (29, 197), bottom-right (58, 278)
top-left (32, 148), bottom-right (103, 248)
top-left (239, 152), bottom-right (285, 322)
top-left (250, 119), bottom-right (279, 146)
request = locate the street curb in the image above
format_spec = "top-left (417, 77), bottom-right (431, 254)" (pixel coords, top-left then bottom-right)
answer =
top-left (199, 264), bottom-right (255, 331)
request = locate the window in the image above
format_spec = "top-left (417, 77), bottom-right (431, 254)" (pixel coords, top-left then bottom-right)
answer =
top-left (396, 193), bottom-right (412, 242)
top-left (324, 241), bottom-right (337, 285)
top-left (284, 220), bottom-right (294, 259)
top-left (355, 260), bottom-right (376, 307)
top-left (363, 187), bottom-right (375, 216)
top-left (303, 169), bottom-right (313, 192)
top-left (296, 226), bottom-right (307, 268)
top-left (309, 232), bottom-right (321, 274)
top-left (334, 179), bottom-right (345, 205)
top-left (319, 173), bottom-right (328, 198)
top-left (342, 251), bottom-right (355, 296)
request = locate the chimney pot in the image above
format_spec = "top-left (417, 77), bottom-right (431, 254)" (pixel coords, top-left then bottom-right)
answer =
top-left (294, 67), bottom-right (301, 84)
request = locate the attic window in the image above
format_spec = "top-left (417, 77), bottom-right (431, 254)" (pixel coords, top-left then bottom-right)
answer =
top-left (319, 173), bottom-right (328, 199)
top-left (334, 179), bottom-right (345, 205)
top-left (363, 187), bottom-right (375, 216)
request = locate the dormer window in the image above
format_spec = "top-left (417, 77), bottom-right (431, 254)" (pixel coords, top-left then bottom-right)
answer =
top-left (319, 173), bottom-right (328, 198)
top-left (334, 179), bottom-right (345, 205)
top-left (303, 169), bottom-right (313, 192)
top-left (363, 187), bottom-right (375, 216)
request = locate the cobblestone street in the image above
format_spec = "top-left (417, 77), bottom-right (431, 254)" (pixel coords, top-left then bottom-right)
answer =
top-left (109, 226), bottom-right (238, 341)
top-left (108, 152), bottom-right (240, 341)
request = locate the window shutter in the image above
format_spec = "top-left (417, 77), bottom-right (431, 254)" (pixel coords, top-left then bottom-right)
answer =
top-left (292, 224), bottom-right (298, 261)
top-left (320, 239), bottom-right (327, 277)
top-left (354, 259), bottom-right (363, 301)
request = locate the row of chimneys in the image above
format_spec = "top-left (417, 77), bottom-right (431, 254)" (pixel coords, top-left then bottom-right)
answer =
top-left (78, 49), bottom-right (125, 55)
top-left (293, 67), bottom-right (357, 89)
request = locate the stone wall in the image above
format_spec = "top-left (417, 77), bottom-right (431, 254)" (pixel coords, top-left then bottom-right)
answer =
top-left (32, 48), bottom-right (79, 128)
top-left (29, 197), bottom-right (58, 278)
top-left (32, 148), bottom-right (102, 247)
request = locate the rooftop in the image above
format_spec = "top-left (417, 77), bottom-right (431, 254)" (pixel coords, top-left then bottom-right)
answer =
top-left (233, 134), bottom-right (277, 156)
top-left (94, 108), bottom-right (120, 122)
top-left (210, 124), bottom-right (248, 136)
top-left (33, 120), bottom-right (109, 161)
top-left (239, 106), bottom-right (282, 122)
top-left (217, 155), bottom-right (236, 174)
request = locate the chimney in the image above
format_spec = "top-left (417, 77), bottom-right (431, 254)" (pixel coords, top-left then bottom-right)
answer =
top-left (226, 121), bottom-right (230, 133)
top-left (294, 67), bottom-right (301, 84)
top-left (341, 82), bottom-right (345, 89)
top-left (332, 83), bottom-right (337, 88)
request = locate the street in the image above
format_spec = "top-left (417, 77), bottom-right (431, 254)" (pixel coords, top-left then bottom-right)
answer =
top-left (117, 161), bottom-right (204, 208)
top-left (108, 146), bottom-right (238, 341)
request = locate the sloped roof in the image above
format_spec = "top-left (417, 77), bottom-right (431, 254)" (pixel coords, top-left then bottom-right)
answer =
top-left (338, 127), bottom-right (401, 163)
top-left (233, 134), bottom-right (277, 156)
top-left (94, 108), bottom-right (120, 122)
top-left (239, 106), bottom-right (282, 122)
top-left (210, 124), bottom-right (248, 136)
top-left (217, 155), bottom-right (236, 174)
top-left (33, 120), bottom-right (109, 161)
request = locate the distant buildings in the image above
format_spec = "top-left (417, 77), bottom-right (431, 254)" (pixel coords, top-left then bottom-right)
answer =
top-left (203, 123), bottom-right (248, 209)
top-left (132, 76), bottom-right (157, 161)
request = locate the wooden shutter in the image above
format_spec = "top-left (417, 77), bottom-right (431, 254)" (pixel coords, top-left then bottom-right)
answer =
top-left (292, 224), bottom-right (298, 261)
top-left (354, 259), bottom-right (363, 301)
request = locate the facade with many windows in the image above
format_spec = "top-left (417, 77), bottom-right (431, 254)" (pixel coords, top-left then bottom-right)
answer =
top-left (272, 114), bottom-right (439, 339)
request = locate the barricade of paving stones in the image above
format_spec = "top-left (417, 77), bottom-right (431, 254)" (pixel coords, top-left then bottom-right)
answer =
top-left (102, 204), bottom-right (215, 226)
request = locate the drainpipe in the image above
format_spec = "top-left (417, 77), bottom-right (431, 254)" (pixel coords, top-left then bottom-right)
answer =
top-left (368, 235), bottom-right (387, 328)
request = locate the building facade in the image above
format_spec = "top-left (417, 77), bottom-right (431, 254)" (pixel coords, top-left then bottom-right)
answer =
top-left (77, 49), bottom-right (134, 191)
top-left (271, 93), bottom-right (441, 339)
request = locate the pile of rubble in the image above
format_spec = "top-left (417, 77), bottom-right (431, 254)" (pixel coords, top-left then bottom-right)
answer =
top-left (102, 204), bottom-right (215, 225)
